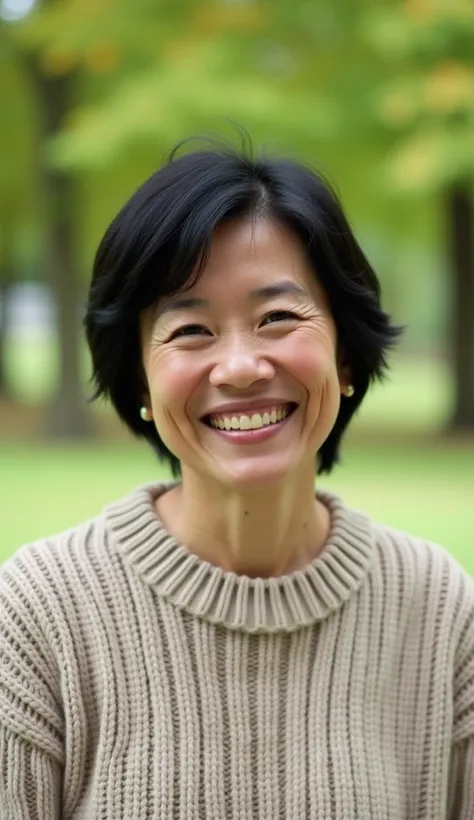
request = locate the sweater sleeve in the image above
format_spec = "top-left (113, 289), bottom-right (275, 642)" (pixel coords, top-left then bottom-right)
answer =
top-left (447, 738), bottom-right (474, 819)
top-left (448, 586), bottom-right (474, 819)
top-left (0, 547), bottom-right (64, 819)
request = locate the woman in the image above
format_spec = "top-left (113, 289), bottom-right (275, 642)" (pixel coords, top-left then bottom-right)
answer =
top-left (1, 138), bottom-right (473, 819)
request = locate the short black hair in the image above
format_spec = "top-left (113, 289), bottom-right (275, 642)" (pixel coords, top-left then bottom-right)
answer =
top-left (85, 135), bottom-right (404, 477)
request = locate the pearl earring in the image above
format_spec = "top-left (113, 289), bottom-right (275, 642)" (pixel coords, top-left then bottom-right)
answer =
top-left (344, 385), bottom-right (355, 398)
top-left (140, 406), bottom-right (152, 421)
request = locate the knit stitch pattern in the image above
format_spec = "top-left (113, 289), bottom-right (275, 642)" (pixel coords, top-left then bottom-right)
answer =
top-left (1, 482), bottom-right (474, 819)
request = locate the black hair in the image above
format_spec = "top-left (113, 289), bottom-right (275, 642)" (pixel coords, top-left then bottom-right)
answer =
top-left (85, 134), bottom-right (404, 477)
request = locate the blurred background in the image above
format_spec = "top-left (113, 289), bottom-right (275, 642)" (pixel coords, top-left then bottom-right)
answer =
top-left (0, 0), bottom-right (473, 570)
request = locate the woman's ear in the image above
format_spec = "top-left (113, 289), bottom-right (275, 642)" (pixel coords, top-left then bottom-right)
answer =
top-left (335, 340), bottom-right (353, 394)
top-left (338, 361), bottom-right (354, 394)
top-left (336, 347), bottom-right (352, 387)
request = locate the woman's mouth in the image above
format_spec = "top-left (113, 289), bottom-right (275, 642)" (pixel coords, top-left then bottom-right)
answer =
top-left (202, 402), bottom-right (298, 440)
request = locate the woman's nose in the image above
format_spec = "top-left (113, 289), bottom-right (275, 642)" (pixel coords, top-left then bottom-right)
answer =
top-left (209, 343), bottom-right (275, 389)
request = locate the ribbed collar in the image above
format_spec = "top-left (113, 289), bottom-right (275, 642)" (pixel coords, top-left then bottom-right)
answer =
top-left (105, 482), bottom-right (375, 634)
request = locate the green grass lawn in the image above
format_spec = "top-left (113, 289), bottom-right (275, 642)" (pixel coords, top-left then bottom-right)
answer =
top-left (1, 438), bottom-right (473, 576)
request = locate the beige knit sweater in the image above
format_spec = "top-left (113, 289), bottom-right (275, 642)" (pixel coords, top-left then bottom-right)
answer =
top-left (1, 481), bottom-right (474, 819)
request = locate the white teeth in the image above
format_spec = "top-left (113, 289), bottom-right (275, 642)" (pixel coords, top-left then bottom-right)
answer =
top-left (251, 414), bottom-right (264, 429)
top-left (239, 416), bottom-right (251, 430)
top-left (209, 405), bottom-right (294, 431)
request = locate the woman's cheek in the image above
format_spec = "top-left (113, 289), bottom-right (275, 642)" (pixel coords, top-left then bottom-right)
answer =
top-left (148, 353), bottom-right (203, 426)
top-left (284, 334), bottom-right (336, 386)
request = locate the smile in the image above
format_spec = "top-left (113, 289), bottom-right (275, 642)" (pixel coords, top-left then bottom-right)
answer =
top-left (205, 402), bottom-right (298, 432)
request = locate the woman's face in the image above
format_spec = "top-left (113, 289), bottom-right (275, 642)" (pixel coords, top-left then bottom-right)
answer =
top-left (140, 218), bottom-right (349, 489)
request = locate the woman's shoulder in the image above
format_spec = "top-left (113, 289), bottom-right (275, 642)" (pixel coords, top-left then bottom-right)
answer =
top-left (0, 481), bottom-right (162, 617)
top-left (366, 513), bottom-right (474, 744)
top-left (0, 512), bottom-right (118, 773)
top-left (2, 513), bottom-right (104, 582)
top-left (370, 514), bottom-right (473, 581)
top-left (365, 512), bottom-right (474, 624)
top-left (0, 480), bottom-right (158, 582)
top-left (0, 499), bottom-right (124, 627)
top-left (326, 488), bottom-right (474, 601)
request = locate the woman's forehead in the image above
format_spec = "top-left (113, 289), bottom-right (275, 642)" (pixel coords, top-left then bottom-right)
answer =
top-left (187, 217), bottom-right (319, 296)
top-left (208, 217), bottom-right (305, 264)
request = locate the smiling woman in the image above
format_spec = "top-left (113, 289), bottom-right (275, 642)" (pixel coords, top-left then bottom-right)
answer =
top-left (1, 135), bottom-right (474, 819)
top-left (139, 218), bottom-right (348, 507)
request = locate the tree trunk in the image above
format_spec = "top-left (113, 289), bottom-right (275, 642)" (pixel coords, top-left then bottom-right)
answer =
top-left (28, 65), bottom-right (91, 437)
top-left (0, 270), bottom-right (9, 397)
top-left (0, 227), bottom-right (14, 398)
top-left (446, 182), bottom-right (474, 432)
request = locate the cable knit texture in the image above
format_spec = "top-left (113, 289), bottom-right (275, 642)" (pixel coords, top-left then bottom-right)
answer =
top-left (1, 481), bottom-right (474, 819)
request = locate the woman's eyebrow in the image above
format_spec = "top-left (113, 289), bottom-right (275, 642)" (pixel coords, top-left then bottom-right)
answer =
top-left (249, 280), bottom-right (309, 301)
top-left (155, 297), bottom-right (209, 318)
top-left (156, 280), bottom-right (309, 318)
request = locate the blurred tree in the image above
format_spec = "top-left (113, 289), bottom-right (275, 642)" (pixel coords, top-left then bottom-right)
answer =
top-left (2, 0), bottom-right (94, 435)
top-left (0, 233), bottom-right (12, 396)
top-left (0, 23), bottom-right (36, 399)
top-left (27, 61), bottom-right (89, 435)
top-left (361, 0), bottom-right (474, 430)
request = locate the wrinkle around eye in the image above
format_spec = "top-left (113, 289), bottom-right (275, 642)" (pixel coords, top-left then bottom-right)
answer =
top-left (297, 317), bottom-right (337, 348)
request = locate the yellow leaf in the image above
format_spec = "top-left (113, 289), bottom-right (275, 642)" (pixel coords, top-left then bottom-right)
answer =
top-left (404, 0), bottom-right (474, 24)
top-left (403, 0), bottom-right (437, 22)
top-left (192, 1), bottom-right (268, 36)
top-left (389, 138), bottom-right (438, 189)
top-left (423, 61), bottom-right (474, 114)
top-left (378, 87), bottom-right (418, 127)
top-left (84, 42), bottom-right (120, 74)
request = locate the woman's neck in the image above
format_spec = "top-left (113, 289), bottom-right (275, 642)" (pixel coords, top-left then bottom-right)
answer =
top-left (155, 469), bottom-right (331, 578)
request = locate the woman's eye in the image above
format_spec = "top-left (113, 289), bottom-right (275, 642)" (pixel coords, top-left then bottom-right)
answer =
top-left (261, 310), bottom-right (299, 326)
top-left (170, 324), bottom-right (210, 339)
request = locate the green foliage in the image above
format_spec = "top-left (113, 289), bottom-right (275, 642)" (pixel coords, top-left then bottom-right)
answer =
top-left (1, 0), bottom-right (473, 349)
top-left (0, 23), bottom-right (39, 271)
top-left (3, 0), bottom-right (474, 196)
top-left (361, 1), bottom-right (474, 192)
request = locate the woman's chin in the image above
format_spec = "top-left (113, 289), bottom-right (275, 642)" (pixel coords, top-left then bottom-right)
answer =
top-left (208, 452), bottom-right (305, 491)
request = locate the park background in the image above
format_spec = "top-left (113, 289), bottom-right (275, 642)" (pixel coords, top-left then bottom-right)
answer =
top-left (0, 0), bottom-right (473, 571)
